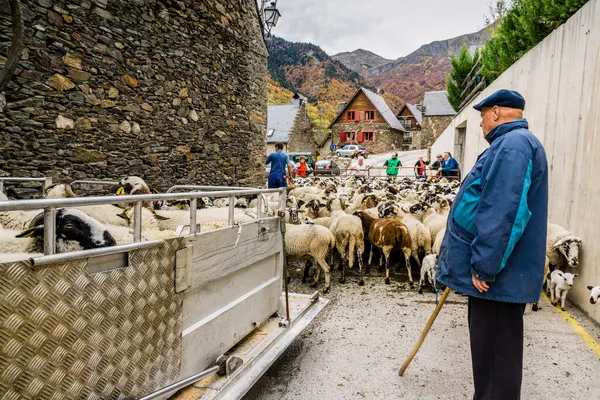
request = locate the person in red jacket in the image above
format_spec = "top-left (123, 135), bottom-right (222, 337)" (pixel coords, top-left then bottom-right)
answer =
top-left (295, 156), bottom-right (311, 178)
top-left (414, 156), bottom-right (427, 179)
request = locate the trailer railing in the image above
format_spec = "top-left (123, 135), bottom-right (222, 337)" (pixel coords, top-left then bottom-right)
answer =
top-left (0, 187), bottom-right (286, 265)
top-left (0, 176), bottom-right (53, 196)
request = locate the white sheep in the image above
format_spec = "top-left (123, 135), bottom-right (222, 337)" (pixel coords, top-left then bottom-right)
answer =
top-left (285, 223), bottom-right (335, 293)
top-left (549, 270), bottom-right (578, 310)
top-left (587, 286), bottom-right (600, 305)
top-left (546, 223), bottom-right (583, 270)
top-left (418, 254), bottom-right (438, 294)
top-left (302, 216), bottom-right (331, 228)
top-left (433, 228), bottom-right (446, 254)
top-left (329, 211), bottom-right (365, 286)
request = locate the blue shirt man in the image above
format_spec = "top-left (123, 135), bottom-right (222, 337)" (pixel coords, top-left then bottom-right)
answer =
top-left (266, 143), bottom-right (293, 189)
top-left (440, 152), bottom-right (459, 177)
top-left (436, 89), bottom-right (548, 400)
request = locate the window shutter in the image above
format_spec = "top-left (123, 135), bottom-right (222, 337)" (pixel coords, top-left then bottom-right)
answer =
top-left (357, 131), bottom-right (364, 143)
top-left (356, 111), bottom-right (361, 121)
top-left (340, 132), bottom-right (347, 142)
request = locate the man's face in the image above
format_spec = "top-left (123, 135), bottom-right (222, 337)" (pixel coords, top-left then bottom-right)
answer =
top-left (437, 156), bottom-right (443, 163)
top-left (358, 159), bottom-right (363, 165)
top-left (443, 153), bottom-right (450, 160)
top-left (480, 106), bottom-right (499, 135)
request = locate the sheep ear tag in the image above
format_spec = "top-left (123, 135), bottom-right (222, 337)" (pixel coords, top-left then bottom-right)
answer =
top-left (16, 226), bottom-right (43, 238)
top-left (116, 187), bottom-right (125, 195)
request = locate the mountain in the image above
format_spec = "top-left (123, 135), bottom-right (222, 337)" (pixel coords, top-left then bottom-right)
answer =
top-left (336, 27), bottom-right (491, 105)
top-left (331, 49), bottom-right (392, 73)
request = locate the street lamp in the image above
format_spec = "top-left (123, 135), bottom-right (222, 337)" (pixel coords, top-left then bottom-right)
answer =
top-left (261, 1), bottom-right (281, 37)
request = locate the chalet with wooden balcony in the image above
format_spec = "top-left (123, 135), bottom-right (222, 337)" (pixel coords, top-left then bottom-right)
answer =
top-left (329, 87), bottom-right (406, 154)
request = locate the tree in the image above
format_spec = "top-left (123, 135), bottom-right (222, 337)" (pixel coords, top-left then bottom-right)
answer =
top-left (481, 0), bottom-right (588, 83)
top-left (446, 44), bottom-right (479, 112)
top-left (484, 0), bottom-right (510, 26)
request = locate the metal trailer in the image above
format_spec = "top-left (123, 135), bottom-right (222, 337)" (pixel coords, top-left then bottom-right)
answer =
top-left (0, 187), bottom-right (328, 399)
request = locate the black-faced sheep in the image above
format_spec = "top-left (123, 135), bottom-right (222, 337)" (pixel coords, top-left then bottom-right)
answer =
top-left (1, 208), bottom-right (117, 255)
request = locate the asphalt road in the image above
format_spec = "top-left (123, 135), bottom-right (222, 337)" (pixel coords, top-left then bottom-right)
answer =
top-left (244, 263), bottom-right (600, 400)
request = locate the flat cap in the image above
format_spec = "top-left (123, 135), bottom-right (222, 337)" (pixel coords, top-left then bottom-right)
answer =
top-left (473, 89), bottom-right (525, 111)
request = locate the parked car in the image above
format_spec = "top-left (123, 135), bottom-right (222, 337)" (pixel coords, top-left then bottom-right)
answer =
top-left (313, 160), bottom-right (341, 176)
top-left (335, 145), bottom-right (369, 159)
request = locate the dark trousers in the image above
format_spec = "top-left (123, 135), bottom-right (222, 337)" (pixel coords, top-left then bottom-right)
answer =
top-left (468, 296), bottom-right (526, 400)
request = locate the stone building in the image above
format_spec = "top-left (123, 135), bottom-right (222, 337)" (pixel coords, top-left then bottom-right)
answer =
top-left (419, 91), bottom-right (456, 151)
top-left (266, 96), bottom-right (314, 154)
top-left (329, 87), bottom-right (406, 154)
top-left (396, 103), bottom-right (423, 151)
top-left (0, 0), bottom-right (268, 198)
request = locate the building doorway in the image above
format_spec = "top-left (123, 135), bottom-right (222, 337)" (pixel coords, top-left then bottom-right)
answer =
top-left (454, 124), bottom-right (466, 177)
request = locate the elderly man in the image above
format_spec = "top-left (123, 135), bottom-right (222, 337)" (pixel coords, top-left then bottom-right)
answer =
top-left (436, 89), bottom-right (548, 400)
top-left (439, 151), bottom-right (459, 177)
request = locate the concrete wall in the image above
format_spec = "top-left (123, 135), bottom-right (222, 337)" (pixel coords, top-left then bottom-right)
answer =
top-left (0, 0), bottom-right (268, 197)
top-left (431, 0), bottom-right (600, 322)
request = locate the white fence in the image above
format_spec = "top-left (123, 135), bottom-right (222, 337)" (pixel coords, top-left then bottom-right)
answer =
top-left (431, 0), bottom-right (600, 322)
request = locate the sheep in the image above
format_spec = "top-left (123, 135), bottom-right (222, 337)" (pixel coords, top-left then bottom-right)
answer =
top-left (155, 208), bottom-right (256, 231)
top-left (45, 183), bottom-right (78, 198)
top-left (354, 211), bottom-right (412, 286)
top-left (116, 176), bottom-right (169, 221)
top-left (0, 209), bottom-right (117, 254)
top-left (303, 199), bottom-right (327, 219)
top-left (302, 216), bottom-right (331, 228)
top-left (546, 223), bottom-right (583, 270)
top-left (418, 254), bottom-right (438, 294)
top-left (410, 203), bottom-right (447, 244)
top-left (345, 193), bottom-right (379, 213)
top-left (285, 223), bottom-right (335, 293)
top-left (378, 200), bottom-right (432, 266)
top-left (433, 228), bottom-right (446, 254)
top-left (548, 270), bottom-right (578, 310)
top-left (0, 191), bottom-right (41, 230)
top-left (329, 211), bottom-right (365, 286)
top-left (588, 286), bottom-right (600, 305)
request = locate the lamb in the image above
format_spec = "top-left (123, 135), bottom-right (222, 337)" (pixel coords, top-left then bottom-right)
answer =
top-left (354, 211), bottom-right (412, 286)
top-left (329, 211), bottom-right (365, 286)
top-left (418, 254), bottom-right (438, 294)
top-left (285, 223), bottom-right (335, 293)
top-left (0, 209), bottom-right (117, 254)
top-left (588, 286), bottom-right (600, 305)
top-left (548, 270), bottom-right (578, 310)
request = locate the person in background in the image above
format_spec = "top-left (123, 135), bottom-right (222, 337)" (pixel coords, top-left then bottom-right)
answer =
top-left (414, 156), bottom-right (427, 179)
top-left (436, 89), bottom-right (548, 400)
top-left (350, 156), bottom-right (369, 177)
top-left (383, 152), bottom-right (401, 177)
top-left (295, 156), bottom-right (312, 178)
top-left (430, 154), bottom-right (443, 178)
top-left (265, 142), bottom-right (293, 188)
top-left (439, 151), bottom-right (460, 177)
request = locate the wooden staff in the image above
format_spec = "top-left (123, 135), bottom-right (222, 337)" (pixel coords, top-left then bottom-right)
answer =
top-left (398, 287), bottom-right (451, 376)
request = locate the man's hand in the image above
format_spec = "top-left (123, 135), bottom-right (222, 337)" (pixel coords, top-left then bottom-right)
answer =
top-left (472, 276), bottom-right (489, 293)
top-left (438, 168), bottom-right (442, 172)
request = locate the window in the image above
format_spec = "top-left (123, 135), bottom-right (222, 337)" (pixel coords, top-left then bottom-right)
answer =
top-left (365, 111), bottom-right (375, 121)
top-left (267, 129), bottom-right (274, 137)
top-left (346, 111), bottom-right (356, 121)
top-left (402, 119), bottom-right (412, 129)
top-left (364, 132), bottom-right (374, 142)
top-left (340, 132), bottom-right (347, 142)
top-left (347, 132), bottom-right (356, 141)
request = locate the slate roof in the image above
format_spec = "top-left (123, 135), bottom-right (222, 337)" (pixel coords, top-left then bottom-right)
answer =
top-left (328, 87), bottom-right (406, 132)
top-left (422, 91), bottom-right (456, 116)
top-left (266, 104), bottom-right (300, 143)
top-left (405, 103), bottom-right (423, 125)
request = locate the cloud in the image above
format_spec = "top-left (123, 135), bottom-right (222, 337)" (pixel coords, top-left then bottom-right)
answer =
top-left (270, 0), bottom-right (490, 59)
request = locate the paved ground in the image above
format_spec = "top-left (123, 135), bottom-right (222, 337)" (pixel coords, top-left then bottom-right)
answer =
top-left (244, 263), bottom-right (600, 400)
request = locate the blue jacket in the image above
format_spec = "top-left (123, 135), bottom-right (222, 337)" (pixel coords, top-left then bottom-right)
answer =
top-left (436, 119), bottom-right (548, 303)
top-left (441, 157), bottom-right (459, 174)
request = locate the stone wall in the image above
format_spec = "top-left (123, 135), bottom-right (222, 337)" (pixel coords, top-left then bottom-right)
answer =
top-left (331, 122), bottom-right (404, 155)
top-left (0, 0), bottom-right (267, 198)
top-left (286, 102), bottom-right (315, 154)
top-left (420, 115), bottom-right (453, 154)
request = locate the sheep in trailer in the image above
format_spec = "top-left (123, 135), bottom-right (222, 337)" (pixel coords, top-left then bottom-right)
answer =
top-left (548, 270), bottom-right (578, 310)
top-left (329, 211), bottom-right (366, 286)
top-left (418, 254), bottom-right (438, 294)
top-left (354, 211), bottom-right (412, 286)
top-left (1, 209), bottom-right (117, 254)
top-left (284, 223), bottom-right (335, 293)
top-left (0, 191), bottom-right (41, 231)
top-left (588, 286), bottom-right (600, 305)
top-left (115, 176), bottom-right (169, 221)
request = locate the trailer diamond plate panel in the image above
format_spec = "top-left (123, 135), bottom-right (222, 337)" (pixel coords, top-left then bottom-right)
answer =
top-left (0, 238), bottom-right (185, 400)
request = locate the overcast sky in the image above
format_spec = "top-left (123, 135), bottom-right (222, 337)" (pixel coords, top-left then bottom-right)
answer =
top-left (271, 0), bottom-right (491, 60)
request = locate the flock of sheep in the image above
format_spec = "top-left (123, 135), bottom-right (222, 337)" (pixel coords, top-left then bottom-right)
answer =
top-left (274, 175), bottom-right (596, 310)
top-left (0, 174), bottom-right (598, 309)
